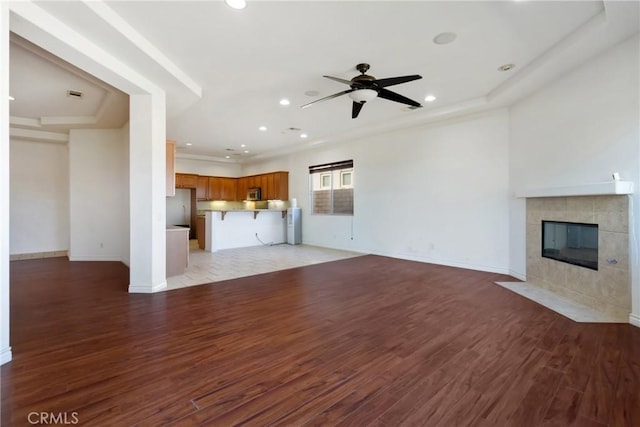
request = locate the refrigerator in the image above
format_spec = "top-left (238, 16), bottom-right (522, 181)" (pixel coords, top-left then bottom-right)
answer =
top-left (287, 207), bottom-right (301, 245)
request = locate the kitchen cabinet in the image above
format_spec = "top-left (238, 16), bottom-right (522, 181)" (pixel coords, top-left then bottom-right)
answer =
top-left (166, 140), bottom-right (176, 197)
top-left (197, 216), bottom-right (206, 249)
top-left (196, 176), bottom-right (208, 200)
top-left (221, 177), bottom-right (237, 201)
top-left (236, 177), bottom-right (248, 201)
top-left (259, 171), bottom-right (288, 200)
top-left (246, 175), bottom-right (257, 189)
top-left (194, 171), bottom-right (288, 201)
top-left (176, 173), bottom-right (197, 189)
top-left (272, 171), bottom-right (289, 201)
top-left (260, 175), bottom-right (270, 198)
top-left (206, 177), bottom-right (238, 201)
top-left (241, 172), bottom-right (289, 200)
top-left (207, 177), bottom-right (223, 200)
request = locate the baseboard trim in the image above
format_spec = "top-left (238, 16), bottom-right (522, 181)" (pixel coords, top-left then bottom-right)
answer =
top-left (68, 255), bottom-right (124, 262)
top-left (508, 270), bottom-right (527, 281)
top-left (372, 249), bottom-right (512, 276)
top-left (630, 313), bottom-right (640, 328)
top-left (0, 347), bottom-right (12, 365)
top-left (10, 250), bottom-right (68, 261)
top-left (129, 281), bottom-right (167, 294)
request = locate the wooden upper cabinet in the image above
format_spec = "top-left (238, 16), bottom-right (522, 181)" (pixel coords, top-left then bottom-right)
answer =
top-left (176, 173), bottom-right (197, 189)
top-left (272, 171), bottom-right (289, 201)
top-left (207, 177), bottom-right (223, 200)
top-left (193, 171), bottom-right (287, 202)
top-left (196, 176), bottom-right (208, 200)
top-left (236, 177), bottom-right (248, 201)
top-left (166, 140), bottom-right (176, 197)
top-left (206, 177), bottom-right (237, 201)
top-left (240, 172), bottom-right (289, 201)
top-left (260, 175), bottom-right (270, 199)
top-left (221, 178), bottom-right (237, 201)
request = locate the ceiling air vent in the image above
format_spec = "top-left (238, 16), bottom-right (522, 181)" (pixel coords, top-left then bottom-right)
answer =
top-left (67, 90), bottom-right (83, 99)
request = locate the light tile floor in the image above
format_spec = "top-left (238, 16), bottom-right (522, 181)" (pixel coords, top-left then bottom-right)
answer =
top-left (166, 242), bottom-right (364, 290)
top-left (495, 281), bottom-right (627, 323)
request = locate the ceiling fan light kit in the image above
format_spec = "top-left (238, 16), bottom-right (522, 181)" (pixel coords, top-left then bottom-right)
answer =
top-left (301, 63), bottom-right (423, 119)
top-left (224, 0), bottom-right (246, 10)
top-left (348, 89), bottom-right (377, 103)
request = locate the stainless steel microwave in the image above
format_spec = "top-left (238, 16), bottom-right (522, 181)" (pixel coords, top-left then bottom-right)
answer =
top-left (247, 187), bottom-right (261, 201)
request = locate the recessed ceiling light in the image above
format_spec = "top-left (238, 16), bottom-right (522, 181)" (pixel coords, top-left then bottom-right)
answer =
top-left (225, 0), bottom-right (246, 10)
top-left (433, 32), bottom-right (457, 45)
top-left (498, 63), bottom-right (516, 72)
top-left (244, 150), bottom-right (249, 153)
top-left (185, 143), bottom-right (193, 146)
top-left (279, 98), bottom-right (290, 106)
top-left (240, 144), bottom-right (246, 148)
top-left (424, 95), bottom-right (437, 102)
top-left (8, 96), bottom-right (15, 101)
top-left (258, 126), bottom-right (267, 131)
top-left (300, 133), bottom-right (308, 139)
top-left (225, 155), bottom-right (231, 159)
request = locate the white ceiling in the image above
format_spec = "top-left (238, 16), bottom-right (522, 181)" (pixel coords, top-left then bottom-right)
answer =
top-left (8, 0), bottom-right (639, 161)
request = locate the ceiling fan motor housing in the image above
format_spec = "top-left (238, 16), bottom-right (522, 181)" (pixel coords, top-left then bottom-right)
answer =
top-left (351, 74), bottom-right (378, 91)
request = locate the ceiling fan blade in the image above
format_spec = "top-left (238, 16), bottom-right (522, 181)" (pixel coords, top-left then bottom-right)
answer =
top-left (352, 101), bottom-right (364, 119)
top-left (323, 75), bottom-right (353, 85)
top-left (301, 89), bottom-right (354, 109)
top-left (374, 75), bottom-right (422, 88)
top-left (377, 88), bottom-right (422, 108)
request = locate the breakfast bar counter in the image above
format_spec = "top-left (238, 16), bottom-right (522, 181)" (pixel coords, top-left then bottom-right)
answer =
top-left (204, 209), bottom-right (287, 252)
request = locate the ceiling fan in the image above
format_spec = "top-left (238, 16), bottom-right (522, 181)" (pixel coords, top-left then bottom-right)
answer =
top-left (301, 63), bottom-right (423, 119)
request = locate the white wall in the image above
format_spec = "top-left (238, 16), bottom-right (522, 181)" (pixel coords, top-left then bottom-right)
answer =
top-left (243, 109), bottom-right (511, 274)
top-left (9, 140), bottom-right (69, 254)
top-left (167, 188), bottom-right (191, 226)
top-left (509, 35), bottom-right (640, 320)
top-left (69, 128), bottom-right (129, 262)
top-left (176, 157), bottom-right (241, 177)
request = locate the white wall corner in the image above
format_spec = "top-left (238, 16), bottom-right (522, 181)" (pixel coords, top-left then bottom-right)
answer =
top-left (630, 313), bottom-right (640, 328)
top-left (508, 270), bottom-right (527, 282)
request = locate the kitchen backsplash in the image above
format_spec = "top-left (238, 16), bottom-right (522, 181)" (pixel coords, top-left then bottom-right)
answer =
top-left (196, 199), bottom-right (289, 214)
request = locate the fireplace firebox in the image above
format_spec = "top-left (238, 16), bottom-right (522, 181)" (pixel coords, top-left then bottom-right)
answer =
top-left (541, 220), bottom-right (598, 270)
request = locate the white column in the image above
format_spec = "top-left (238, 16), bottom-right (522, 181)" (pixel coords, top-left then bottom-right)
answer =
top-left (128, 93), bottom-right (167, 293)
top-left (632, 184), bottom-right (640, 328)
top-left (0, 2), bottom-right (13, 365)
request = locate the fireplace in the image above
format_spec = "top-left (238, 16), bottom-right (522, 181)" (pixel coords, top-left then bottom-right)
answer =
top-left (525, 195), bottom-right (630, 321)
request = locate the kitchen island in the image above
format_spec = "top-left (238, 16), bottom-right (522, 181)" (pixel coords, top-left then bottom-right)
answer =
top-left (204, 209), bottom-right (287, 252)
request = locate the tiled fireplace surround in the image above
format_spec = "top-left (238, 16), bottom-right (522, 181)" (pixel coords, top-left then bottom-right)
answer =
top-left (526, 195), bottom-right (630, 322)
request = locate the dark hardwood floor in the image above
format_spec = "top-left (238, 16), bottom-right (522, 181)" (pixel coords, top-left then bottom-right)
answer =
top-left (2, 255), bottom-right (639, 426)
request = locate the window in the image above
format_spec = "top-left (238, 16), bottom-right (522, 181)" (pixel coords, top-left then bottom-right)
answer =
top-left (309, 160), bottom-right (354, 215)
top-left (340, 171), bottom-right (352, 188)
top-left (320, 173), bottom-right (332, 189)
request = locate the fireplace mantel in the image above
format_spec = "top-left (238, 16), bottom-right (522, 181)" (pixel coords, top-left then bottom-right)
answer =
top-left (516, 180), bottom-right (633, 198)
